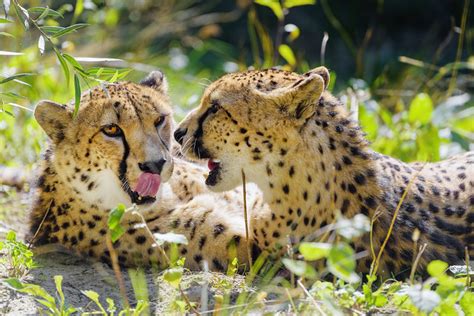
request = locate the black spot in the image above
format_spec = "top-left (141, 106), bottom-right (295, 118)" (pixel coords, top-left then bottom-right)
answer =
top-left (199, 236), bottom-right (207, 249)
top-left (354, 173), bottom-right (366, 185)
top-left (272, 231), bottom-right (280, 238)
top-left (303, 217), bottom-right (310, 226)
top-left (341, 199), bottom-right (350, 214)
top-left (348, 184), bottom-right (357, 194)
top-left (194, 254), bottom-right (203, 264)
top-left (213, 258), bottom-right (225, 271)
top-left (434, 217), bottom-right (469, 235)
top-left (282, 184), bottom-right (290, 194)
top-left (240, 128), bottom-right (247, 134)
top-left (135, 235), bottom-right (147, 244)
top-left (364, 196), bottom-right (377, 208)
top-left (289, 166), bottom-right (295, 177)
top-left (342, 156), bottom-right (352, 165)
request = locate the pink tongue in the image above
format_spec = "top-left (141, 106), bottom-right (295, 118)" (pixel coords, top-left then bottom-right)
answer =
top-left (134, 173), bottom-right (161, 197)
top-left (208, 159), bottom-right (219, 171)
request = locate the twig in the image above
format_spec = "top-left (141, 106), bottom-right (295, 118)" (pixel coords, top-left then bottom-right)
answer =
top-left (409, 243), bottom-right (427, 284)
top-left (370, 164), bottom-right (426, 277)
top-left (179, 284), bottom-right (201, 315)
top-left (465, 247), bottom-right (471, 288)
top-left (105, 233), bottom-right (130, 312)
top-left (241, 169), bottom-right (253, 269)
top-left (27, 199), bottom-right (53, 248)
top-left (297, 279), bottom-right (327, 316)
top-left (320, 32), bottom-right (329, 65)
top-left (285, 288), bottom-right (297, 313)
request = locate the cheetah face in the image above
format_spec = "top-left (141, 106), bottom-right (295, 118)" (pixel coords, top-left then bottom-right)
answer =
top-left (34, 71), bottom-right (175, 209)
top-left (176, 67), bottom-right (329, 192)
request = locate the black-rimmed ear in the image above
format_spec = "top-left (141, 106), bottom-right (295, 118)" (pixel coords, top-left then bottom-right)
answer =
top-left (253, 73), bottom-right (325, 120)
top-left (34, 100), bottom-right (72, 143)
top-left (140, 70), bottom-right (168, 93)
top-left (304, 66), bottom-right (330, 89)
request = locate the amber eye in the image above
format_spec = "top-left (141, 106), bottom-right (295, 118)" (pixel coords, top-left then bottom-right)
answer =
top-left (101, 124), bottom-right (122, 137)
top-left (155, 115), bottom-right (166, 127)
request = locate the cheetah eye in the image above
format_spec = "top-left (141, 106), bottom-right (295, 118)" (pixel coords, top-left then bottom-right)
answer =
top-left (101, 124), bottom-right (122, 137)
top-left (210, 100), bottom-right (220, 113)
top-left (154, 115), bottom-right (167, 127)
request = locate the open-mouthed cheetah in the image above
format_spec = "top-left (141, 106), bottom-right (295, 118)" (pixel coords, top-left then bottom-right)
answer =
top-left (175, 67), bottom-right (473, 278)
top-left (28, 71), bottom-right (267, 271)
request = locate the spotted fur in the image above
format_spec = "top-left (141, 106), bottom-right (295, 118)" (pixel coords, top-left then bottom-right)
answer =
top-left (29, 71), bottom-right (266, 270)
top-left (176, 67), bottom-right (473, 277)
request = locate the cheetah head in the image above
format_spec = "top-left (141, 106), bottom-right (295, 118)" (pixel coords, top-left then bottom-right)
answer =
top-left (175, 67), bottom-right (329, 192)
top-left (35, 71), bottom-right (175, 209)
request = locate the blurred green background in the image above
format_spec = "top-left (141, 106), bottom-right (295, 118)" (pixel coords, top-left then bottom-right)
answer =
top-left (0, 0), bottom-right (473, 169)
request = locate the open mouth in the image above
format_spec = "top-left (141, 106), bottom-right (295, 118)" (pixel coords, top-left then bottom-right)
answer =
top-left (131, 173), bottom-right (161, 205)
top-left (206, 159), bottom-right (221, 186)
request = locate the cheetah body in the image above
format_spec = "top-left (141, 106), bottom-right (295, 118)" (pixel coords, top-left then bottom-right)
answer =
top-left (177, 67), bottom-right (474, 277)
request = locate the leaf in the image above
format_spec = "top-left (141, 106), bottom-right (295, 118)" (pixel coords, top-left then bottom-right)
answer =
top-left (278, 44), bottom-right (296, 66)
top-left (153, 232), bottom-right (188, 246)
top-left (56, 52), bottom-right (70, 86)
top-left (427, 260), bottom-right (448, 277)
top-left (0, 32), bottom-right (14, 38)
top-left (63, 53), bottom-right (84, 70)
top-left (38, 35), bottom-right (45, 55)
top-left (73, 0), bottom-right (84, 20)
top-left (282, 258), bottom-right (317, 279)
top-left (0, 17), bottom-right (11, 23)
top-left (408, 93), bottom-right (433, 125)
top-left (460, 291), bottom-right (474, 315)
top-left (74, 56), bottom-right (124, 63)
top-left (163, 267), bottom-right (183, 288)
top-left (327, 243), bottom-right (360, 283)
top-left (110, 226), bottom-right (125, 243)
top-left (40, 25), bottom-right (64, 35)
top-left (108, 204), bottom-right (126, 229)
top-left (254, 0), bottom-right (284, 20)
top-left (82, 290), bottom-right (107, 314)
top-left (73, 74), bottom-right (81, 117)
top-left (284, 23), bottom-right (300, 42)
top-left (284, 0), bottom-right (316, 8)
top-left (4, 278), bottom-right (24, 290)
top-left (54, 275), bottom-right (64, 306)
top-left (403, 285), bottom-right (440, 313)
top-left (0, 50), bottom-right (22, 56)
top-left (336, 214), bottom-right (370, 240)
top-left (28, 7), bottom-right (63, 19)
top-left (6, 230), bottom-right (16, 241)
top-left (52, 23), bottom-right (88, 38)
top-left (299, 242), bottom-right (331, 261)
top-left (0, 72), bottom-right (33, 84)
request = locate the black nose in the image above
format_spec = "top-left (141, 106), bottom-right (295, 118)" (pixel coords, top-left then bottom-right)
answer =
top-left (174, 128), bottom-right (187, 145)
top-left (138, 159), bottom-right (167, 174)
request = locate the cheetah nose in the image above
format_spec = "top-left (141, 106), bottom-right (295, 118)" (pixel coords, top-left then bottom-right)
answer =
top-left (138, 159), bottom-right (167, 174)
top-left (174, 128), bottom-right (187, 145)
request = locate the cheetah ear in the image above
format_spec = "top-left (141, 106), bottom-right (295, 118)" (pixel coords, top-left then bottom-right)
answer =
top-left (254, 73), bottom-right (325, 120)
top-left (303, 66), bottom-right (330, 90)
top-left (140, 70), bottom-right (168, 93)
top-left (35, 100), bottom-right (72, 143)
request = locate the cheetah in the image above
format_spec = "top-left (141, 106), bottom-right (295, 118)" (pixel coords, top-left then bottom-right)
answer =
top-left (28, 71), bottom-right (267, 271)
top-left (175, 67), bottom-right (474, 278)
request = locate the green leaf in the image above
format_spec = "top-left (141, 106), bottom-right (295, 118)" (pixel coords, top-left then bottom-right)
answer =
top-left (0, 32), bottom-right (14, 38)
top-left (408, 93), bottom-right (433, 125)
top-left (163, 267), bottom-right (183, 288)
top-left (427, 260), bottom-right (448, 277)
top-left (460, 291), bottom-right (474, 315)
top-left (82, 290), bottom-right (107, 314)
top-left (4, 278), bottom-right (25, 290)
top-left (299, 242), bottom-right (331, 261)
top-left (284, 0), bottom-right (316, 8)
top-left (28, 7), bottom-right (63, 19)
top-left (56, 52), bottom-right (70, 86)
top-left (0, 18), bottom-right (12, 23)
top-left (73, 74), bottom-right (81, 117)
top-left (282, 258), bottom-right (317, 279)
top-left (255, 0), bottom-right (284, 20)
top-left (327, 243), bottom-right (360, 283)
top-left (63, 53), bottom-right (84, 70)
top-left (54, 275), bottom-right (65, 306)
top-left (0, 73), bottom-right (33, 84)
top-left (108, 204), bottom-right (126, 229)
top-left (284, 23), bottom-right (300, 42)
top-left (52, 23), bottom-right (88, 38)
top-left (153, 232), bottom-right (188, 246)
top-left (39, 25), bottom-right (64, 35)
top-left (110, 226), bottom-right (125, 243)
top-left (278, 44), bottom-right (296, 66)
top-left (73, 0), bottom-right (84, 20)
top-left (6, 230), bottom-right (16, 241)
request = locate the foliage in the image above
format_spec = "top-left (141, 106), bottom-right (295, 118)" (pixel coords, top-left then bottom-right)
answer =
top-left (0, 230), bottom-right (35, 279)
